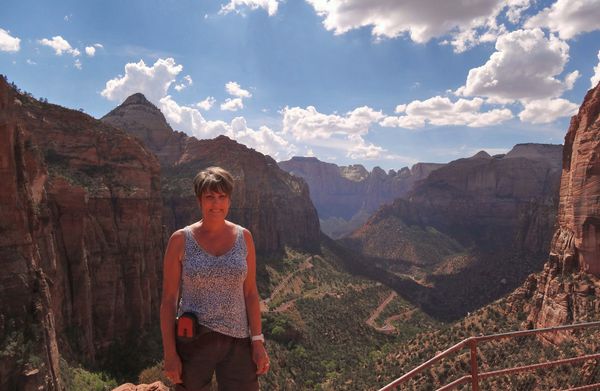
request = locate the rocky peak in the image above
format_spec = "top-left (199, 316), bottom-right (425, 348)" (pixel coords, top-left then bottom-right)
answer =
top-left (102, 93), bottom-right (174, 153)
top-left (470, 150), bottom-right (492, 159)
top-left (370, 166), bottom-right (386, 178)
top-left (289, 156), bottom-right (320, 163)
top-left (340, 164), bottom-right (369, 181)
top-left (120, 92), bottom-right (157, 108)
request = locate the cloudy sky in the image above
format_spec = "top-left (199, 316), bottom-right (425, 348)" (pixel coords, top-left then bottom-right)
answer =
top-left (1, 0), bottom-right (600, 170)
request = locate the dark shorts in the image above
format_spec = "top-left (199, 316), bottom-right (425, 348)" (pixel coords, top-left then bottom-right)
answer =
top-left (175, 331), bottom-right (258, 391)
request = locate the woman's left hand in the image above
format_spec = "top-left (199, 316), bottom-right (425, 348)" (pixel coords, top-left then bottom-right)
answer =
top-left (252, 341), bottom-right (270, 375)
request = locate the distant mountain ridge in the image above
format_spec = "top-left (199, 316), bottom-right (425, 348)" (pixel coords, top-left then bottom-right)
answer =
top-left (278, 156), bottom-right (443, 238)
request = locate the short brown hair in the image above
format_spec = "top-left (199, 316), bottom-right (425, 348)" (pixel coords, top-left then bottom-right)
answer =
top-left (193, 166), bottom-right (234, 198)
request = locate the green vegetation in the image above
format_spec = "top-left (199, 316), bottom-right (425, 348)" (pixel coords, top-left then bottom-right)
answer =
top-left (60, 358), bottom-right (118, 391)
top-left (0, 320), bottom-right (45, 369)
top-left (354, 216), bottom-right (467, 268)
top-left (249, 245), bottom-right (441, 390)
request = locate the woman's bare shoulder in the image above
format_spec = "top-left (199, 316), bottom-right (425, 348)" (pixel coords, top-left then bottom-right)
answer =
top-left (167, 229), bottom-right (187, 249)
top-left (170, 228), bottom-right (186, 239)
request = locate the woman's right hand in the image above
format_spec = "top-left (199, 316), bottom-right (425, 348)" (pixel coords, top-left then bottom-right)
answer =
top-left (164, 353), bottom-right (183, 384)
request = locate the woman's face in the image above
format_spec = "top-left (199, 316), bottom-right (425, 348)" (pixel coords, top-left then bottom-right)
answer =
top-left (199, 190), bottom-right (230, 221)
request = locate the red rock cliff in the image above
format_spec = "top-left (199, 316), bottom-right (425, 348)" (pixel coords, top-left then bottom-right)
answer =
top-left (0, 78), bottom-right (62, 390)
top-left (555, 83), bottom-right (600, 276)
top-left (0, 77), bottom-right (164, 389)
top-left (511, 83), bottom-right (600, 335)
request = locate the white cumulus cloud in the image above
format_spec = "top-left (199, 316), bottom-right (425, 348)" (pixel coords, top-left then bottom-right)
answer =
top-left (225, 81), bottom-right (252, 98)
top-left (380, 96), bottom-right (513, 129)
top-left (74, 59), bottom-right (82, 70)
top-left (346, 134), bottom-right (386, 159)
top-left (525, 0), bottom-right (600, 40)
top-left (220, 0), bottom-right (279, 16)
top-left (0, 28), bottom-right (20, 52)
top-left (592, 50), bottom-right (600, 89)
top-left (306, 0), bottom-right (505, 43)
top-left (220, 81), bottom-right (251, 111)
top-left (231, 117), bottom-right (296, 159)
top-left (457, 29), bottom-right (577, 102)
top-left (448, 19), bottom-right (506, 53)
top-left (282, 105), bottom-right (383, 140)
top-left (160, 95), bottom-right (229, 139)
top-left (282, 105), bottom-right (387, 159)
top-left (101, 57), bottom-right (183, 104)
top-left (506, 0), bottom-right (533, 23)
top-left (221, 98), bottom-right (244, 111)
top-left (197, 96), bottom-right (216, 111)
top-left (174, 75), bottom-right (194, 92)
top-left (160, 96), bottom-right (295, 159)
top-left (519, 98), bottom-right (579, 124)
top-left (39, 36), bottom-right (80, 56)
top-left (306, 0), bottom-right (538, 52)
top-left (85, 46), bottom-right (96, 56)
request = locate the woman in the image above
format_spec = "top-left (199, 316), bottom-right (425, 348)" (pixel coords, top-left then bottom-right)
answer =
top-left (160, 166), bottom-right (269, 391)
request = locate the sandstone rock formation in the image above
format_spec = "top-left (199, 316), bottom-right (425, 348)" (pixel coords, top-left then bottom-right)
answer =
top-left (351, 144), bottom-right (562, 258)
top-left (0, 77), bottom-right (163, 390)
top-left (113, 381), bottom-right (169, 391)
top-left (278, 156), bottom-right (443, 238)
top-left (343, 144), bottom-right (562, 320)
top-left (102, 95), bottom-right (320, 255)
top-left (510, 82), bottom-right (600, 336)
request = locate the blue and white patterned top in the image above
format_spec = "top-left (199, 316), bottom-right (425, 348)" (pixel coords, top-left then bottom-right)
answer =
top-left (177, 224), bottom-right (250, 338)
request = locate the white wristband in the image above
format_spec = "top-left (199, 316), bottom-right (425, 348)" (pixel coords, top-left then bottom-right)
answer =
top-left (251, 333), bottom-right (265, 342)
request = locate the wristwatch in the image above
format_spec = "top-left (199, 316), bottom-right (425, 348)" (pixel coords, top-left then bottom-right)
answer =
top-left (251, 333), bottom-right (265, 343)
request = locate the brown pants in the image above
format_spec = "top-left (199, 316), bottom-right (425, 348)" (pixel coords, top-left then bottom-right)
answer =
top-left (175, 331), bottom-right (259, 391)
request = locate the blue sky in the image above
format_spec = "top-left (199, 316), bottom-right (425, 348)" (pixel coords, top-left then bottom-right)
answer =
top-left (1, 0), bottom-right (600, 170)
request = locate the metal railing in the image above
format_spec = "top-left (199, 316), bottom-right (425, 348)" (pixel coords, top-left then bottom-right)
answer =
top-left (379, 321), bottom-right (600, 391)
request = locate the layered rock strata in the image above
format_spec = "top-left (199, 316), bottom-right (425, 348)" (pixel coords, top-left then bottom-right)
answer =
top-left (511, 83), bottom-right (600, 335)
top-left (351, 143), bottom-right (562, 259)
top-left (0, 78), bottom-right (163, 389)
top-left (102, 94), bottom-right (320, 255)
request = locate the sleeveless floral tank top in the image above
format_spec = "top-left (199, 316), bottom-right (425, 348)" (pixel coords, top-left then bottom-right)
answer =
top-left (177, 224), bottom-right (250, 338)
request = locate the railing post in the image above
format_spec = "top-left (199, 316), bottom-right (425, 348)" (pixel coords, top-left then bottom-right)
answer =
top-left (469, 339), bottom-right (479, 391)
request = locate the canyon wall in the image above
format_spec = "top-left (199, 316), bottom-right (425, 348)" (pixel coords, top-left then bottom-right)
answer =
top-left (511, 83), bottom-right (600, 335)
top-left (0, 78), bottom-right (163, 390)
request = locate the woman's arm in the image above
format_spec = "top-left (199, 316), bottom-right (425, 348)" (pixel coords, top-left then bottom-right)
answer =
top-left (242, 229), bottom-right (270, 375)
top-left (160, 230), bottom-right (185, 384)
